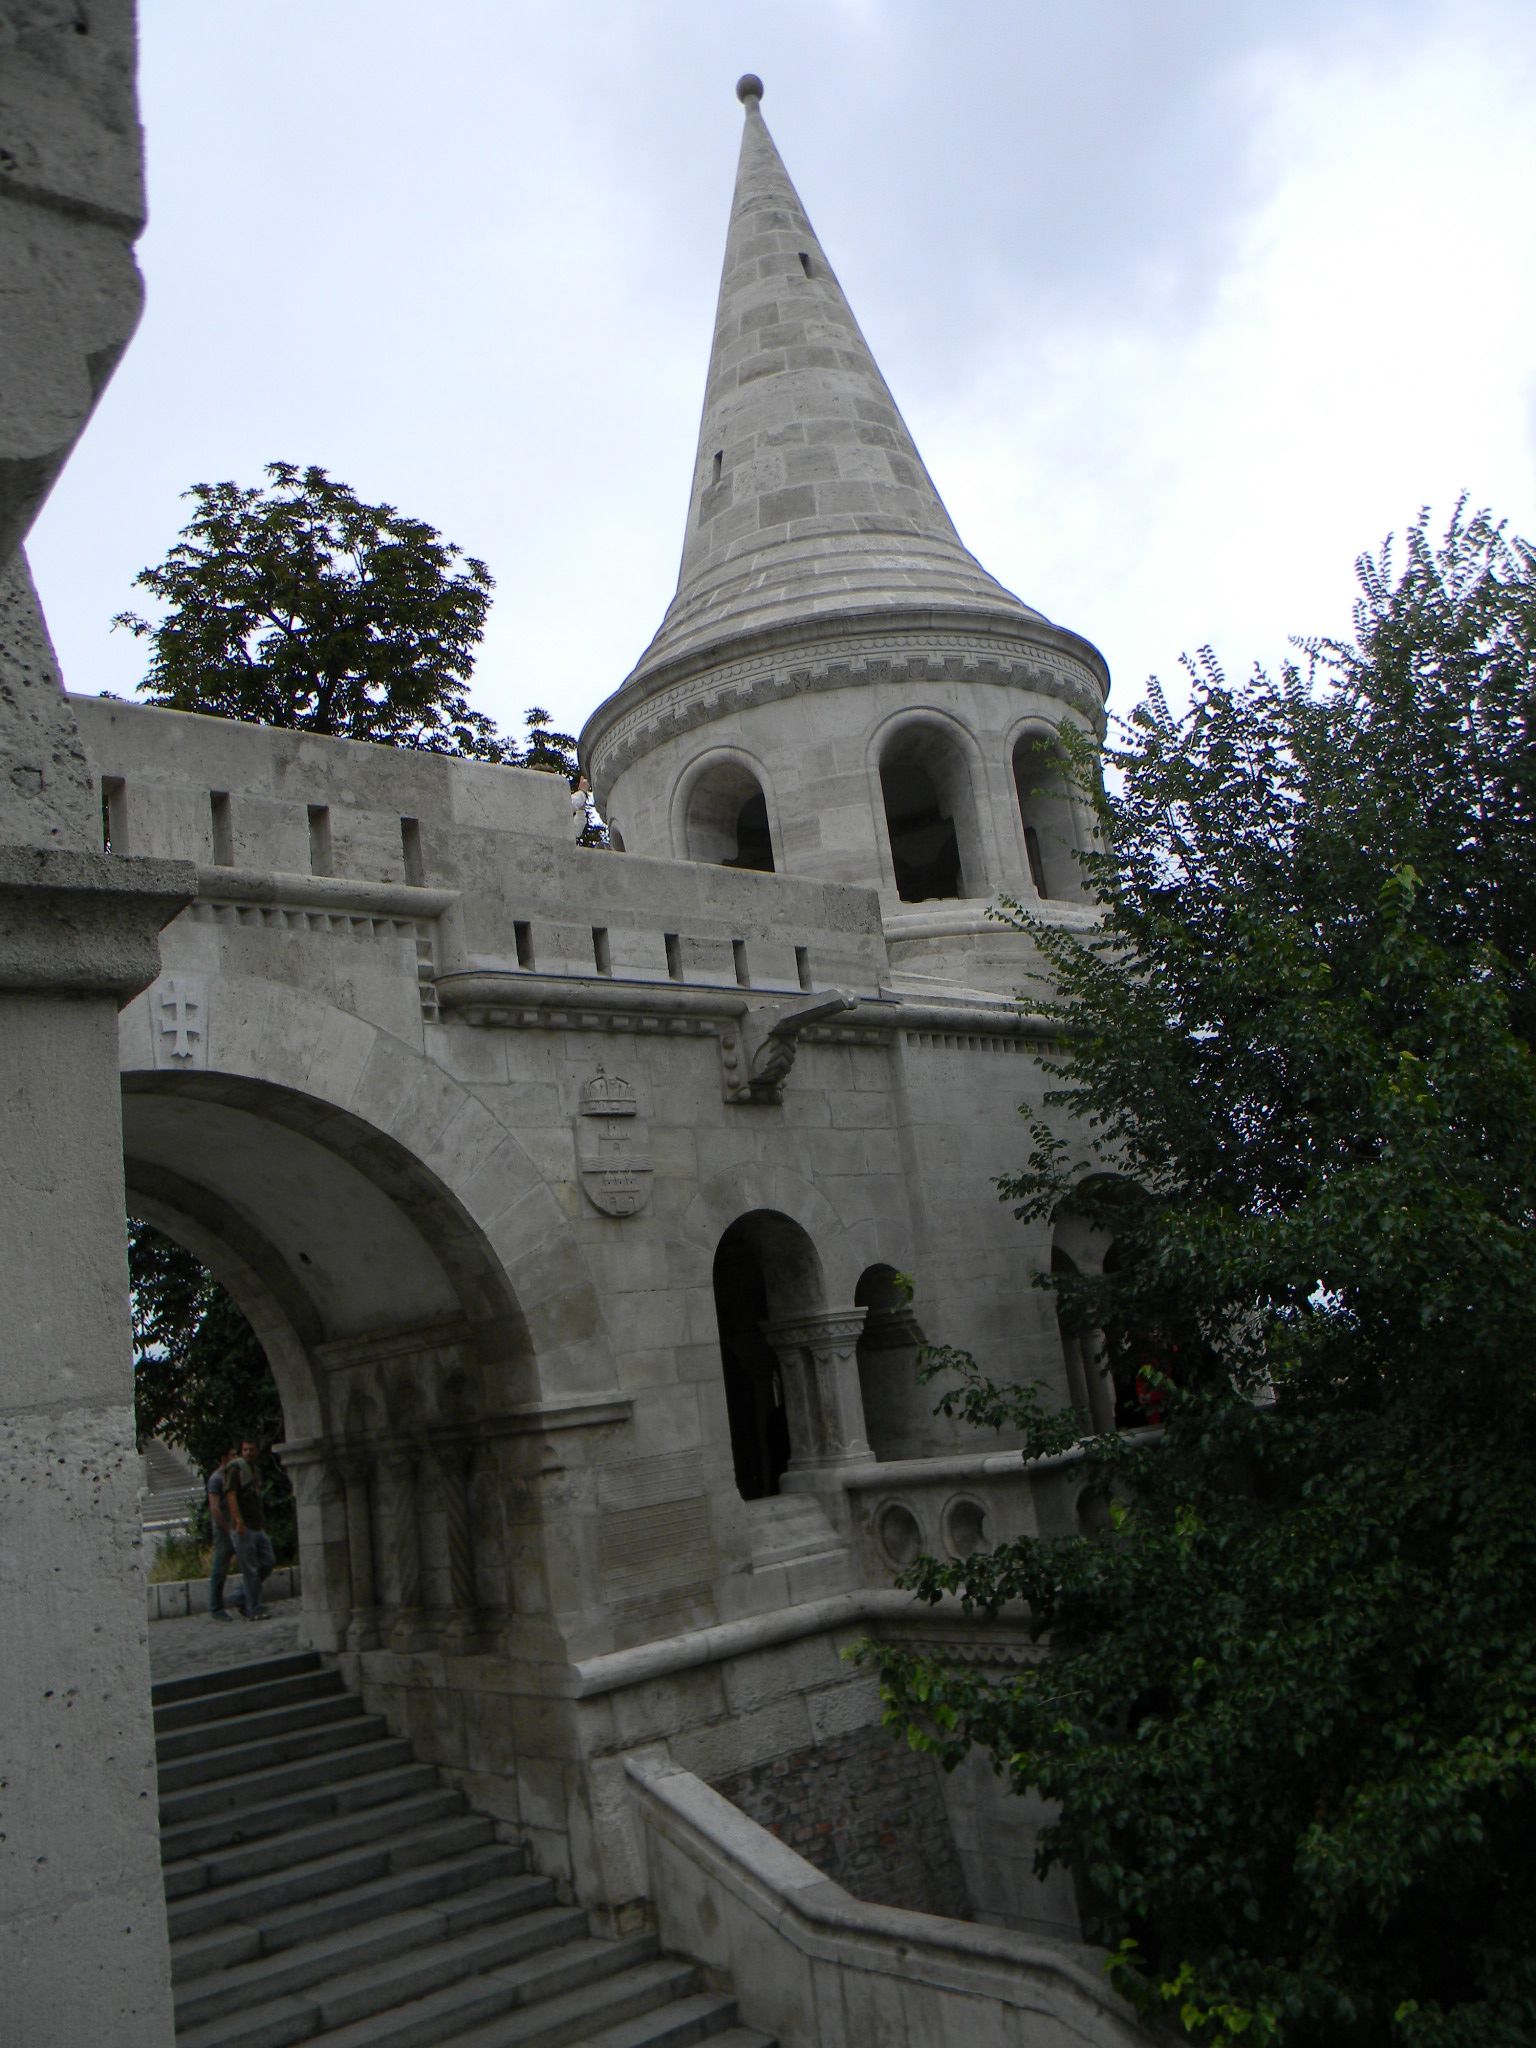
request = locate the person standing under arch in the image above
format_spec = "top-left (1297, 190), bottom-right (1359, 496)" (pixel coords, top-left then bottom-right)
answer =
top-left (206, 1442), bottom-right (245, 1620)
top-left (226, 1435), bottom-right (276, 1622)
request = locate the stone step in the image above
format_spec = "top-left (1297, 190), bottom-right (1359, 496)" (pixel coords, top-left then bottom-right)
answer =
top-left (158, 1714), bottom-right (393, 1796)
top-left (174, 1878), bottom-right (562, 2013)
top-left (164, 1789), bottom-right (468, 1898)
top-left (162, 1760), bottom-right (440, 1860)
top-left (168, 1814), bottom-right (498, 1939)
top-left (175, 1905), bottom-right (590, 2047)
top-left (311, 1934), bottom-right (669, 2048)
top-left (252, 1845), bottom-right (529, 1955)
top-left (157, 1692), bottom-right (365, 1764)
top-left (160, 1735), bottom-right (415, 1825)
top-left (155, 1667), bottom-right (346, 1733)
top-left (154, 1653), bottom-right (322, 1710)
top-left (668, 2033), bottom-right (773, 2048)
top-left (169, 1872), bottom-right (551, 1988)
top-left (575, 1996), bottom-right (761, 2048)
top-left (151, 1659), bottom-right (768, 2048)
top-left (439, 1953), bottom-right (703, 2048)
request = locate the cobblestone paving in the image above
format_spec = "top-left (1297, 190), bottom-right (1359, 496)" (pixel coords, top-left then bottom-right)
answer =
top-left (148, 1605), bottom-right (304, 1684)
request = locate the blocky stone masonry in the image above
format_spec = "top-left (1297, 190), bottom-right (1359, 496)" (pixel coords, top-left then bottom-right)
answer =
top-left (711, 1722), bottom-right (972, 1921)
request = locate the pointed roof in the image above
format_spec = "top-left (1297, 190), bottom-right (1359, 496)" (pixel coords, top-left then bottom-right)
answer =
top-left (624, 76), bottom-right (1047, 691)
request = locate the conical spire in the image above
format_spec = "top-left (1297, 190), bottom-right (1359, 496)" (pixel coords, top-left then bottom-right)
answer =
top-left (626, 76), bottom-right (1044, 689)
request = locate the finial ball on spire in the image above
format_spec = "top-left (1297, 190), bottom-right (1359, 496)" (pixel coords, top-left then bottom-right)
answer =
top-left (736, 74), bottom-right (764, 107)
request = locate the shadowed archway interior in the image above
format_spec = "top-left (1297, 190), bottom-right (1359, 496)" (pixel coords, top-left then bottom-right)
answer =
top-left (711, 1209), bottom-right (826, 1499)
top-left (120, 1070), bottom-right (534, 1656)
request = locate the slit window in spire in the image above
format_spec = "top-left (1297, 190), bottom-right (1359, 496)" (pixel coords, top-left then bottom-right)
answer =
top-left (798, 251), bottom-right (812, 278)
top-left (712, 450), bottom-right (723, 485)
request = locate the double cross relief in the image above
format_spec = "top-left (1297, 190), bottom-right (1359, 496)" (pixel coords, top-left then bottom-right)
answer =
top-left (150, 972), bottom-right (209, 1070)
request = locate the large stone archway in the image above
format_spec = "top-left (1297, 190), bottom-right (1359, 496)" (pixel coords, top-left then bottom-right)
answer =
top-left (113, 992), bottom-right (646, 1863)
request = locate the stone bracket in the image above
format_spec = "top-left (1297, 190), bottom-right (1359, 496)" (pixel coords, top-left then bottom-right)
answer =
top-left (720, 990), bottom-right (858, 1104)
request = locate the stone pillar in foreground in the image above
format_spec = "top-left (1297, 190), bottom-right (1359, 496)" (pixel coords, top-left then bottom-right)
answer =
top-left (0, 9), bottom-right (197, 2035)
top-left (0, 824), bottom-right (193, 2041)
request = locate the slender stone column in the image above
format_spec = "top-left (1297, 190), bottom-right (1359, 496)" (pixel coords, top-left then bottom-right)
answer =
top-left (468, 1437), bottom-right (512, 1637)
top-left (761, 1309), bottom-right (875, 1471)
top-left (338, 1453), bottom-right (380, 1652)
top-left (273, 1439), bottom-right (349, 1653)
top-left (380, 1445), bottom-right (432, 1652)
top-left (1083, 1330), bottom-right (1117, 1436)
top-left (430, 1429), bottom-right (480, 1650)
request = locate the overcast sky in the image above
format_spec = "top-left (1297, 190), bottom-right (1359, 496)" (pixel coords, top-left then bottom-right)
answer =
top-left (30, 0), bottom-right (1536, 747)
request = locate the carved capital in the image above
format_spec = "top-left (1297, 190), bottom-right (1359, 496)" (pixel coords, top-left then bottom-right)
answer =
top-left (761, 1309), bottom-right (870, 1355)
top-left (0, 846), bottom-right (194, 1003)
top-left (762, 1306), bottom-right (874, 1470)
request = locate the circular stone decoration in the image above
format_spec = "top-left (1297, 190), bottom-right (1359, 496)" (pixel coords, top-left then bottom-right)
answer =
top-left (943, 1496), bottom-right (988, 1560)
top-left (877, 1500), bottom-right (923, 1569)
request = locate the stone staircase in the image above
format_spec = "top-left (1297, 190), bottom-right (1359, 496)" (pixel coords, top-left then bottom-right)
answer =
top-left (154, 1651), bottom-right (773, 2048)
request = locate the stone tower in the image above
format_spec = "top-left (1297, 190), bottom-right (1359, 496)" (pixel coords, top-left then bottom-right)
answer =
top-left (582, 74), bottom-right (1109, 994)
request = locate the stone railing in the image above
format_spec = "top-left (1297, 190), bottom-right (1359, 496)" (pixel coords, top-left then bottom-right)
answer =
top-left (625, 1752), bottom-right (1145, 2048)
top-left (841, 1443), bottom-right (1091, 1587)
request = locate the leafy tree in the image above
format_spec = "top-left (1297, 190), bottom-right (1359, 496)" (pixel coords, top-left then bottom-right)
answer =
top-left (113, 465), bottom-right (610, 843)
top-left (115, 461), bottom-right (504, 758)
top-left (866, 506), bottom-right (1536, 2048)
top-left (521, 704), bottom-right (610, 846)
top-left (521, 706), bottom-right (579, 778)
top-left (129, 1221), bottom-right (295, 1560)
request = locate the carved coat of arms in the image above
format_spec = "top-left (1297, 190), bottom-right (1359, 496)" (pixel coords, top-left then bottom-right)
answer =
top-left (575, 1070), bottom-right (653, 1218)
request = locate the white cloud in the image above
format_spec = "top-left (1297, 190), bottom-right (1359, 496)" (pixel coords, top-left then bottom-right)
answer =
top-left (922, 13), bottom-right (1536, 714)
top-left (26, 1), bottom-right (1536, 750)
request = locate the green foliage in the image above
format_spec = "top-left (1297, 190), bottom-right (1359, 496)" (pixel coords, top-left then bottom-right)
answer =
top-left (116, 462), bottom-right (504, 758)
top-left (129, 1222), bottom-right (296, 1562)
top-left (521, 705), bottom-right (579, 778)
top-left (115, 464), bottom-right (609, 840)
top-left (148, 1532), bottom-right (212, 1584)
top-left (864, 506), bottom-right (1536, 2047)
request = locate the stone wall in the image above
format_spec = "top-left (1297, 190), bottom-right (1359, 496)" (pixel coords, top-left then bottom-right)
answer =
top-left (712, 1722), bottom-right (970, 1921)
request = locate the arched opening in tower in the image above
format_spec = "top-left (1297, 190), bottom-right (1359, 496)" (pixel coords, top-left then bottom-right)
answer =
top-left (711, 1211), bottom-right (827, 1499)
top-left (1013, 733), bottom-right (1081, 901)
top-left (684, 760), bottom-right (776, 871)
top-left (879, 724), bottom-right (983, 903)
top-left (854, 1262), bottom-right (928, 1462)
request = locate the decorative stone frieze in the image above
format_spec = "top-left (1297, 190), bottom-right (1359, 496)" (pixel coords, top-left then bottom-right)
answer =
top-left (585, 622), bottom-right (1106, 800)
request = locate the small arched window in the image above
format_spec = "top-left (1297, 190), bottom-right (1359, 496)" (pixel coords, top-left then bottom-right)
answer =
top-left (854, 1264), bottom-right (929, 1461)
top-left (1050, 1216), bottom-right (1116, 1434)
top-left (879, 724), bottom-right (984, 902)
top-left (684, 761), bottom-right (775, 872)
top-left (712, 1210), bottom-right (823, 1498)
top-left (1013, 733), bottom-right (1081, 901)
